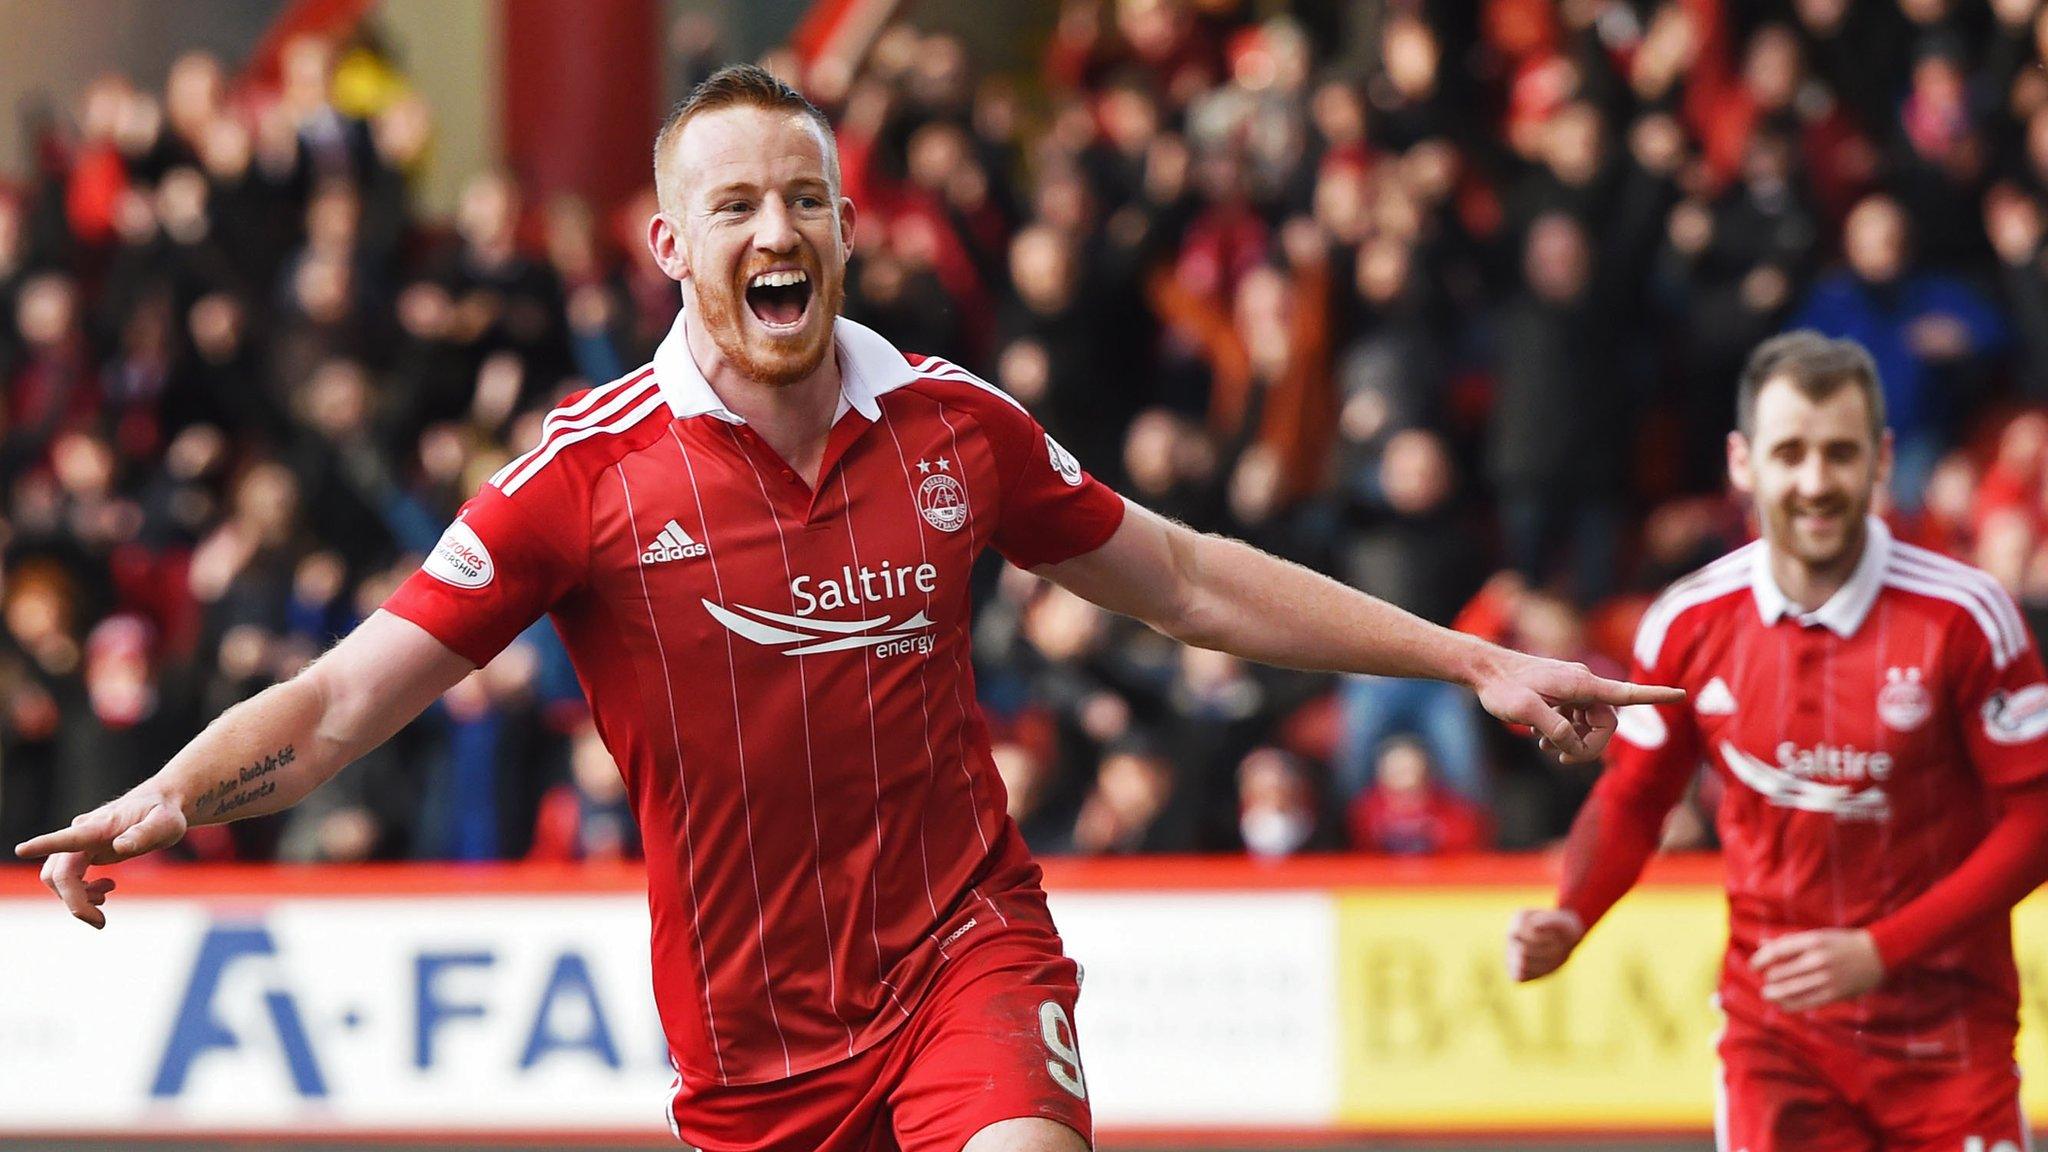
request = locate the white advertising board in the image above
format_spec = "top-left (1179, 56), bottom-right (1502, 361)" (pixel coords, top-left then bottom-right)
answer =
top-left (1052, 891), bottom-right (1337, 1125)
top-left (0, 896), bottom-right (673, 1132)
top-left (0, 888), bottom-right (1339, 1135)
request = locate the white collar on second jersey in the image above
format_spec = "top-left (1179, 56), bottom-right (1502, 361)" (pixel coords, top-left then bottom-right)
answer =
top-left (651, 304), bottom-right (916, 426)
top-left (1750, 515), bottom-right (1891, 638)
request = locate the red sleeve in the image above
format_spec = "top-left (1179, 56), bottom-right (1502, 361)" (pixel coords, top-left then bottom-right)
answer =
top-left (1866, 786), bottom-right (2048, 969)
top-left (968, 388), bottom-right (1126, 570)
top-left (1951, 599), bottom-right (2048, 792)
top-left (381, 470), bottom-right (588, 667)
top-left (1558, 631), bottom-right (1705, 930)
top-left (1865, 603), bottom-right (2048, 967)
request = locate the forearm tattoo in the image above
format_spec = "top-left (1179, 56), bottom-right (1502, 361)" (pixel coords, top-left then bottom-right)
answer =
top-left (193, 745), bottom-right (296, 819)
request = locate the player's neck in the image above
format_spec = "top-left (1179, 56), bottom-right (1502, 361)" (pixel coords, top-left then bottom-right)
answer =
top-left (1767, 524), bottom-right (1868, 615)
top-left (684, 308), bottom-right (840, 484)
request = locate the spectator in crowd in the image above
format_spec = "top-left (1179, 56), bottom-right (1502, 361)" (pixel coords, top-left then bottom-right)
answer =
top-left (528, 716), bottom-right (640, 864)
top-left (990, 736), bottom-right (1056, 854)
top-left (1066, 733), bottom-right (1187, 856)
top-left (1793, 193), bottom-right (2007, 503)
top-left (1487, 107), bottom-right (1679, 601)
top-left (1349, 735), bottom-right (1489, 855)
top-left (1655, 123), bottom-right (1820, 492)
top-left (1332, 426), bottom-right (1488, 805)
top-left (1237, 746), bottom-right (1340, 858)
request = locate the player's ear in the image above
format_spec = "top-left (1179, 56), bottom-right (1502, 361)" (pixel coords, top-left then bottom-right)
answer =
top-left (838, 196), bottom-right (857, 265)
top-left (647, 211), bottom-right (689, 285)
top-left (1727, 430), bottom-right (1754, 496)
top-left (1874, 427), bottom-right (1895, 491)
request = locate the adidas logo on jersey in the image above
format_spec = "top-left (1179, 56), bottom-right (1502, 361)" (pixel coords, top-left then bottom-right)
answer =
top-left (641, 519), bottom-right (707, 564)
top-left (1697, 677), bottom-right (1738, 716)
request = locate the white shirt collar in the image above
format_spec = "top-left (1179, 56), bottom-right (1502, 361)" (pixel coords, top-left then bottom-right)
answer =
top-left (651, 305), bottom-right (914, 425)
top-left (1751, 515), bottom-right (1891, 638)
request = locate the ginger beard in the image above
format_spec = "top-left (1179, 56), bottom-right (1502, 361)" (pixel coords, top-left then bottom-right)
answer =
top-left (656, 102), bottom-right (852, 388)
top-left (692, 245), bottom-right (844, 387)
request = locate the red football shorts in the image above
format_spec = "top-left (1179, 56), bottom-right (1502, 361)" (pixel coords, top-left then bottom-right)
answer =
top-left (668, 922), bottom-right (1093, 1152)
top-left (1718, 1026), bottom-right (2029, 1152)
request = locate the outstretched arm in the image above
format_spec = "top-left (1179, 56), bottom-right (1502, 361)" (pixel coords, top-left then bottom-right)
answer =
top-left (1037, 500), bottom-right (1683, 763)
top-left (14, 610), bottom-right (476, 926)
top-left (1502, 763), bottom-right (1695, 981)
top-left (1506, 685), bottom-right (1701, 983)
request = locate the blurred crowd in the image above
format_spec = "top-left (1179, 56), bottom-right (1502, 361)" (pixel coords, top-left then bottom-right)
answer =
top-left (12, 0), bottom-right (2048, 866)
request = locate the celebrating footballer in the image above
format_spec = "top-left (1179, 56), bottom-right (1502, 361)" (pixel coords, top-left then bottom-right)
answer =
top-left (1508, 332), bottom-right (2048, 1152)
top-left (18, 65), bottom-right (1680, 1152)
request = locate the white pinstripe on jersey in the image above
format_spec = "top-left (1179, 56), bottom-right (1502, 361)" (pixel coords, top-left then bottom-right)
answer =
top-left (874, 403), bottom-right (957, 957)
top-left (726, 426), bottom-right (857, 1055)
top-left (909, 362), bottom-right (1059, 931)
top-left (923, 402), bottom-right (996, 859)
top-left (613, 462), bottom-right (728, 1085)
top-left (668, 424), bottom-right (795, 1077)
top-left (831, 466), bottom-right (915, 1021)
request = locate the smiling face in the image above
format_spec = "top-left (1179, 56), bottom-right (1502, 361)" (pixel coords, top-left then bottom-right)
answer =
top-left (1730, 376), bottom-right (1891, 575)
top-left (649, 103), bottom-right (853, 387)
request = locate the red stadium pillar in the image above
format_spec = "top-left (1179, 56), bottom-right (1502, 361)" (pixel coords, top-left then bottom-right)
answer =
top-left (499, 0), bottom-right (661, 217)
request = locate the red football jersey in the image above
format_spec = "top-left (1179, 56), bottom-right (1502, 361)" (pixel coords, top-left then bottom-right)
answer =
top-left (1595, 519), bottom-right (2048, 1060)
top-left (383, 312), bottom-right (1125, 1085)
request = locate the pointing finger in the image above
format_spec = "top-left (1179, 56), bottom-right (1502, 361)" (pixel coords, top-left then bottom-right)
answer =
top-left (1583, 678), bottom-right (1687, 707)
top-left (15, 824), bottom-right (103, 861)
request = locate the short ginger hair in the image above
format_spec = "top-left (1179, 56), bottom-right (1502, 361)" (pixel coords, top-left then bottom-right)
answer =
top-left (652, 63), bottom-right (838, 214)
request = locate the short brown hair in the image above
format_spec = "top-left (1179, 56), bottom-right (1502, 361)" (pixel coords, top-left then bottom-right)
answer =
top-left (1735, 330), bottom-right (1886, 441)
top-left (653, 63), bottom-right (837, 213)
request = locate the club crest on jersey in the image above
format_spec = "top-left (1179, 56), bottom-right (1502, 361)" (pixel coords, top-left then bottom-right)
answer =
top-left (915, 457), bottom-right (969, 533)
top-left (424, 517), bottom-right (494, 588)
top-left (1045, 433), bottom-right (1084, 487)
top-left (1878, 666), bottom-right (1932, 732)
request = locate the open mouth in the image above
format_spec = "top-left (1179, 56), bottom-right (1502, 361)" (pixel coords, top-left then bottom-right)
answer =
top-left (745, 268), bottom-right (812, 330)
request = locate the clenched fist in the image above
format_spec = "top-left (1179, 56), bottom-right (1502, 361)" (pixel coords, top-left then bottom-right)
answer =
top-left (1506, 908), bottom-right (1587, 983)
